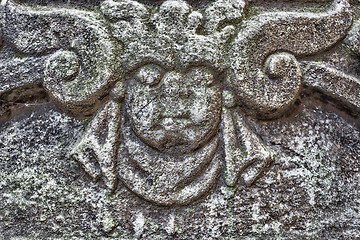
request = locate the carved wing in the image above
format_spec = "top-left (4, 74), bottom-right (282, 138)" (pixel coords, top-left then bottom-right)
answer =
top-left (228, 0), bottom-right (352, 119)
top-left (223, 0), bottom-right (356, 187)
top-left (299, 18), bottom-right (360, 116)
top-left (1, 0), bottom-right (122, 117)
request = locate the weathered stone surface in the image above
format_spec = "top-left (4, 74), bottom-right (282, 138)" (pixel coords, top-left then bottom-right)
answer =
top-left (3, 1), bottom-right (121, 116)
top-left (0, 0), bottom-right (360, 239)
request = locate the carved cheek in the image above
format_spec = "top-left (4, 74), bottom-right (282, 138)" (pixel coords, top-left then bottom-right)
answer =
top-left (189, 85), bottom-right (222, 127)
top-left (126, 79), bottom-right (162, 131)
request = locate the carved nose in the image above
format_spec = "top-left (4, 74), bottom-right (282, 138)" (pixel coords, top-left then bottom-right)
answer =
top-left (160, 71), bottom-right (190, 117)
top-left (161, 71), bottom-right (182, 97)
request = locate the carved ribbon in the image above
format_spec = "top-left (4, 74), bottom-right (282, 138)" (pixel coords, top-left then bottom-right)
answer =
top-left (222, 105), bottom-right (274, 187)
top-left (71, 100), bottom-right (121, 190)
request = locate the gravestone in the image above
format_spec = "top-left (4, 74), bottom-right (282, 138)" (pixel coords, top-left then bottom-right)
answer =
top-left (0, 0), bottom-right (360, 239)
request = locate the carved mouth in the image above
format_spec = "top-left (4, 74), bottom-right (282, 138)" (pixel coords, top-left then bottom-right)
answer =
top-left (160, 117), bottom-right (191, 131)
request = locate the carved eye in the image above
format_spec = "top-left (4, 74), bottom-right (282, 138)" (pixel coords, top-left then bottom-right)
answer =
top-left (134, 64), bottom-right (164, 86)
top-left (186, 66), bottom-right (216, 86)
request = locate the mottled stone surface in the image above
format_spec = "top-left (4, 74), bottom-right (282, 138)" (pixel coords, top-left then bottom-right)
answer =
top-left (1, 0), bottom-right (360, 239)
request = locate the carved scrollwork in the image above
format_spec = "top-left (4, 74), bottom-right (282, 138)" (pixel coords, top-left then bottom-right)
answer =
top-left (228, 0), bottom-right (352, 119)
top-left (2, 0), bottom-right (122, 116)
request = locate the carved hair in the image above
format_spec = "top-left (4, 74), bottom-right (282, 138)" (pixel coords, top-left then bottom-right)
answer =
top-left (101, 0), bottom-right (245, 72)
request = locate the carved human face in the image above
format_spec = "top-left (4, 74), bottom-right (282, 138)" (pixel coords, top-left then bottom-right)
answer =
top-left (125, 63), bottom-right (222, 154)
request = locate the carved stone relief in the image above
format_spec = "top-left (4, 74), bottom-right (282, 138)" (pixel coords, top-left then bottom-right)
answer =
top-left (0, 0), bottom-right (360, 238)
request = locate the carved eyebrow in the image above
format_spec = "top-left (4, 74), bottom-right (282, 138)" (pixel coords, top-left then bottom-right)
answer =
top-left (127, 59), bottom-right (173, 75)
top-left (182, 62), bottom-right (221, 76)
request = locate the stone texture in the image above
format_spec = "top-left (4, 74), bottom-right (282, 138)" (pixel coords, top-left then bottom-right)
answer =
top-left (0, 0), bottom-right (360, 239)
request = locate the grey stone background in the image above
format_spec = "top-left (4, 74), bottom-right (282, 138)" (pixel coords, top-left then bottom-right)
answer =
top-left (1, 87), bottom-right (360, 239)
top-left (1, 0), bottom-right (360, 239)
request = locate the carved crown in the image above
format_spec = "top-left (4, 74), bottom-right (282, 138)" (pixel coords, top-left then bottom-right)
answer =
top-left (101, 0), bottom-right (246, 72)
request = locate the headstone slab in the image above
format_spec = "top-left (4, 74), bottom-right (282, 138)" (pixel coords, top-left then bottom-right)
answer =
top-left (0, 0), bottom-right (360, 239)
